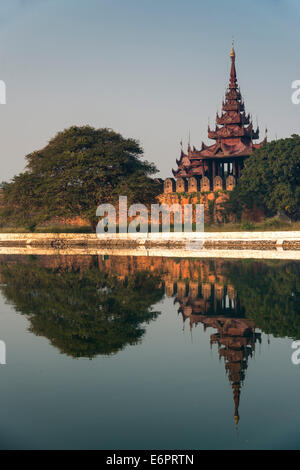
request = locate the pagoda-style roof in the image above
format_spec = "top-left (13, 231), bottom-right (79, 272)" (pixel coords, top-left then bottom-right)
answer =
top-left (216, 110), bottom-right (250, 126)
top-left (172, 43), bottom-right (266, 179)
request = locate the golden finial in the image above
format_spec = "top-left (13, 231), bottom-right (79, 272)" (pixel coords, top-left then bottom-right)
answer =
top-left (230, 38), bottom-right (235, 58)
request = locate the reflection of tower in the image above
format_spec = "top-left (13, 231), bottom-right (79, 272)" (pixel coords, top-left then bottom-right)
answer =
top-left (210, 319), bottom-right (256, 425)
top-left (233, 384), bottom-right (240, 427)
top-left (189, 281), bottom-right (199, 299)
top-left (204, 317), bottom-right (260, 426)
top-left (177, 281), bottom-right (187, 298)
top-left (173, 277), bottom-right (260, 427)
top-left (165, 280), bottom-right (175, 297)
top-left (174, 278), bottom-right (243, 320)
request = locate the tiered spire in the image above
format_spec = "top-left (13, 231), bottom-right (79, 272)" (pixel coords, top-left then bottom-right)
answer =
top-left (172, 43), bottom-right (266, 179)
top-left (230, 41), bottom-right (237, 87)
top-left (207, 42), bottom-right (259, 143)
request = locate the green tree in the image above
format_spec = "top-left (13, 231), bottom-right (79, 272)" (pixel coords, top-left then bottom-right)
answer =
top-left (1, 126), bottom-right (162, 230)
top-left (228, 135), bottom-right (300, 220)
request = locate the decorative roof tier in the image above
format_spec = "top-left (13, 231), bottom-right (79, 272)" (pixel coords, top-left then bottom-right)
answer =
top-left (172, 43), bottom-right (266, 179)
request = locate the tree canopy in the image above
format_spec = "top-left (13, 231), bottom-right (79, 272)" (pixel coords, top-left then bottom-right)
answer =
top-left (228, 135), bottom-right (300, 220)
top-left (1, 126), bottom-right (162, 230)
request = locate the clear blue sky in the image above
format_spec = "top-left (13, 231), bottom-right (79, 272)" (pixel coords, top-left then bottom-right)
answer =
top-left (0, 0), bottom-right (299, 180)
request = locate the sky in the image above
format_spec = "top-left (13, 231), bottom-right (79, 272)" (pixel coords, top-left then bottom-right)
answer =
top-left (0, 0), bottom-right (299, 180)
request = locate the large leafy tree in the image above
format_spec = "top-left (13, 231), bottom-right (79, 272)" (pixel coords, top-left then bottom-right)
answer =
top-left (229, 135), bottom-right (300, 220)
top-left (1, 126), bottom-right (161, 230)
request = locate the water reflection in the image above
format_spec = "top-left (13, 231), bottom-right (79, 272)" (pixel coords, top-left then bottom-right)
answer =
top-left (0, 254), bottom-right (299, 428)
top-left (178, 305), bottom-right (261, 427)
top-left (165, 258), bottom-right (299, 426)
top-left (0, 255), bottom-right (164, 358)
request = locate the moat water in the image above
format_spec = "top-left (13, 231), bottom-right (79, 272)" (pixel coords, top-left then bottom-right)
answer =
top-left (0, 254), bottom-right (299, 450)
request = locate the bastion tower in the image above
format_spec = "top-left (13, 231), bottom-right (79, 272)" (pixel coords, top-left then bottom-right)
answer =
top-left (164, 43), bottom-right (266, 194)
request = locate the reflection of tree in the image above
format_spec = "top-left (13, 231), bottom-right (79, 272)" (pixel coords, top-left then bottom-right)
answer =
top-left (225, 261), bottom-right (300, 339)
top-left (0, 257), bottom-right (164, 358)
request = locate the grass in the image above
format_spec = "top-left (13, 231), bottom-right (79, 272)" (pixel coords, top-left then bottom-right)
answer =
top-left (0, 219), bottom-right (299, 233)
top-left (0, 227), bottom-right (31, 233)
top-left (35, 225), bottom-right (93, 233)
top-left (0, 225), bottom-right (93, 233)
top-left (205, 219), bottom-right (300, 232)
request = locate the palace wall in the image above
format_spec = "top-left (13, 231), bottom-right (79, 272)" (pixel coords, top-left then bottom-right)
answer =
top-left (157, 190), bottom-right (232, 224)
top-left (161, 176), bottom-right (265, 224)
top-left (163, 175), bottom-right (236, 194)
